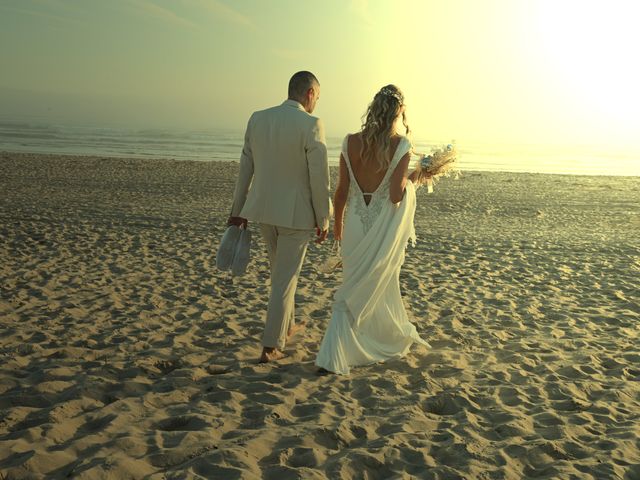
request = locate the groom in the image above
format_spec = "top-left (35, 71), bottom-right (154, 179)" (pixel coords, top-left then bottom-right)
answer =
top-left (228, 71), bottom-right (332, 363)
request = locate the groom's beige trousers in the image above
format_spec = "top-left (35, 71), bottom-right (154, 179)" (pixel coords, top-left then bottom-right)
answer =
top-left (260, 224), bottom-right (312, 350)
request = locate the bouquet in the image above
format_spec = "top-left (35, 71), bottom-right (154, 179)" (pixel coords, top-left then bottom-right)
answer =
top-left (413, 142), bottom-right (460, 193)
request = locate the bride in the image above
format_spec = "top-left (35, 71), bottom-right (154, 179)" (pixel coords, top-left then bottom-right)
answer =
top-left (315, 84), bottom-right (430, 375)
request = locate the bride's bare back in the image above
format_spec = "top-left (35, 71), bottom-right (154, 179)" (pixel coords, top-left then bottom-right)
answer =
top-left (347, 133), bottom-right (402, 200)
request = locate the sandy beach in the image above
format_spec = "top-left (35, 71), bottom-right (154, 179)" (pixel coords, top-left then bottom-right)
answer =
top-left (0, 151), bottom-right (639, 479)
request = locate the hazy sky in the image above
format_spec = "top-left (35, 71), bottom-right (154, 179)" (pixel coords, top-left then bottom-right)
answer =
top-left (1, 0), bottom-right (639, 149)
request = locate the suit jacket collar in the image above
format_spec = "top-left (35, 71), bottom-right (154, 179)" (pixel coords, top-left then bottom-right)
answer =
top-left (282, 99), bottom-right (306, 112)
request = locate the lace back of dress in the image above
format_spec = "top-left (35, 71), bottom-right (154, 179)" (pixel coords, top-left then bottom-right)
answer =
top-left (343, 135), bottom-right (408, 233)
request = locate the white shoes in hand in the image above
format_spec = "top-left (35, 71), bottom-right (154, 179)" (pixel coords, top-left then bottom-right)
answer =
top-left (216, 225), bottom-right (252, 276)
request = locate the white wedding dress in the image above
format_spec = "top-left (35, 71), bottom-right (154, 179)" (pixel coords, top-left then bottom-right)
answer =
top-left (315, 135), bottom-right (429, 374)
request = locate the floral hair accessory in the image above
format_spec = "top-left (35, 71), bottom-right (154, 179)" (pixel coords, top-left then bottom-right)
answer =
top-left (379, 87), bottom-right (403, 103)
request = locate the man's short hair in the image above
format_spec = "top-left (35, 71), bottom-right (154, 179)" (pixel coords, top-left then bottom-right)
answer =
top-left (288, 71), bottom-right (319, 99)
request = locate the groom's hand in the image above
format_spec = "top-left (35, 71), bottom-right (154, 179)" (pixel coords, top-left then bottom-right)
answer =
top-left (315, 227), bottom-right (328, 244)
top-left (228, 216), bottom-right (248, 228)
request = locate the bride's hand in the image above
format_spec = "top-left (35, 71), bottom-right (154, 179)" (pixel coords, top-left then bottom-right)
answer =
top-left (409, 169), bottom-right (432, 185)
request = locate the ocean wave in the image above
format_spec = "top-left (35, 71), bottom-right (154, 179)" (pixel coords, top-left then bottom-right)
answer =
top-left (0, 124), bottom-right (637, 175)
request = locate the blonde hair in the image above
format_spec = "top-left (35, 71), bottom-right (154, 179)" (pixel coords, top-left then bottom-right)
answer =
top-left (360, 84), bottom-right (411, 172)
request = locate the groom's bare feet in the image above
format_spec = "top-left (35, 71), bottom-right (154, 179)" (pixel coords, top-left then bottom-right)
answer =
top-left (259, 347), bottom-right (286, 363)
top-left (287, 321), bottom-right (306, 340)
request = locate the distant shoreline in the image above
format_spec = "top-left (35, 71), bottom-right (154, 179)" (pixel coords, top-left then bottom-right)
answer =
top-left (1, 121), bottom-right (639, 176)
top-left (2, 149), bottom-right (639, 178)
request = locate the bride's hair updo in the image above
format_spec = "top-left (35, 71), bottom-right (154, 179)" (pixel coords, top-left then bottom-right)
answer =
top-left (360, 84), bottom-right (411, 172)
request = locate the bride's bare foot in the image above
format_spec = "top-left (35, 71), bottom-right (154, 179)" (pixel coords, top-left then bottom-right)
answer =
top-left (287, 321), bottom-right (306, 340)
top-left (259, 347), bottom-right (286, 363)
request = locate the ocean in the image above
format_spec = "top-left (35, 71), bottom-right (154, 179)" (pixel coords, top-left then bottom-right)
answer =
top-left (1, 122), bottom-right (638, 176)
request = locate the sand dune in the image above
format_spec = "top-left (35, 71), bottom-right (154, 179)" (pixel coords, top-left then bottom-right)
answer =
top-left (1, 152), bottom-right (638, 479)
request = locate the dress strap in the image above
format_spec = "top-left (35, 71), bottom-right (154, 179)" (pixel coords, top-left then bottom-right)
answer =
top-left (341, 134), bottom-right (349, 157)
top-left (389, 136), bottom-right (411, 171)
top-left (341, 134), bottom-right (356, 179)
top-left (378, 137), bottom-right (410, 185)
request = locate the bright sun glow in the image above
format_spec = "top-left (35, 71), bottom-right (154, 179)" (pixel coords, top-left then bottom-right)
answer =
top-left (534, 1), bottom-right (640, 128)
top-left (0, 0), bottom-right (638, 174)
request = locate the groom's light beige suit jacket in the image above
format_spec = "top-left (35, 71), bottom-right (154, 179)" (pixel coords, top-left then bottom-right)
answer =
top-left (231, 100), bottom-right (332, 231)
